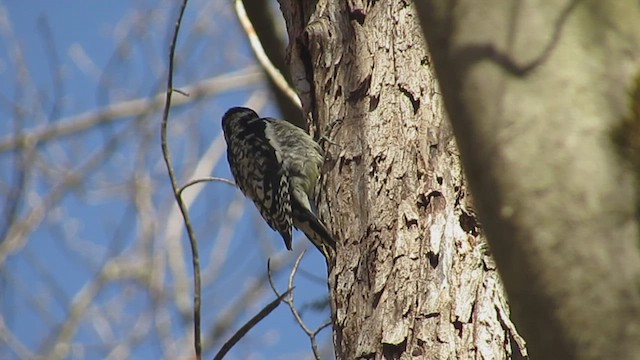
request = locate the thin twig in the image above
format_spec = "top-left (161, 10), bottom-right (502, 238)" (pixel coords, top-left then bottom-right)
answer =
top-left (173, 88), bottom-right (190, 97)
top-left (0, 68), bottom-right (262, 153)
top-left (0, 122), bottom-right (129, 268)
top-left (204, 250), bottom-right (294, 352)
top-left (314, 319), bottom-right (333, 336)
top-left (159, 1), bottom-right (203, 359)
top-left (284, 251), bottom-right (321, 359)
top-left (267, 258), bottom-right (280, 296)
top-left (164, 130), bottom-right (229, 316)
top-left (233, 0), bottom-right (301, 109)
top-left (267, 250), bottom-right (331, 360)
top-left (0, 315), bottom-right (37, 359)
top-left (178, 177), bottom-right (236, 197)
top-left (212, 288), bottom-right (293, 360)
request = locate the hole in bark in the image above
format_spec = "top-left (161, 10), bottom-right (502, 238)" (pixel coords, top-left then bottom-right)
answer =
top-left (416, 193), bottom-right (428, 210)
top-left (382, 341), bottom-right (407, 359)
top-left (426, 190), bottom-right (442, 204)
top-left (372, 290), bottom-right (383, 308)
top-left (436, 176), bottom-right (443, 185)
top-left (411, 346), bottom-right (424, 356)
top-left (349, 8), bottom-right (366, 24)
top-left (459, 210), bottom-right (479, 236)
top-left (399, 86), bottom-right (420, 114)
top-left (426, 191), bottom-right (446, 212)
top-left (369, 94), bottom-right (380, 111)
top-left (429, 143), bottom-right (438, 157)
top-left (427, 251), bottom-right (439, 268)
top-left (404, 214), bottom-right (418, 228)
top-left (453, 320), bottom-right (464, 337)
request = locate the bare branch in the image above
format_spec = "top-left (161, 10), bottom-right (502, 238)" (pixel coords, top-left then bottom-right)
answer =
top-left (45, 257), bottom-right (151, 360)
top-left (0, 126), bottom-right (126, 267)
top-left (0, 315), bottom-right (39, 360)
top-left (234, 0), bottom-right (300, 109)
top-left (212, 288), bottom-right (293, 360)
top-left (178, 177), bottom-right (236, 198)
top-left (159, 1), bottom-right (202, 359)
top-left (0, 67), bottom-right (263, 153)
top-left (205, 250), bottom-right (295, 351)
top-left (268, 250), bottom-right (330, 360)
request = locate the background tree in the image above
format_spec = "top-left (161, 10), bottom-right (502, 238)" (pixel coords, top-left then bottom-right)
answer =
top-left (414, 1), bottom-right (640, 359)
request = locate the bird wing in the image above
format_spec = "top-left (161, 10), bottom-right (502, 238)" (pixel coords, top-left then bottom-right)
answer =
top-left (226, 116), bottom-right (293, 250)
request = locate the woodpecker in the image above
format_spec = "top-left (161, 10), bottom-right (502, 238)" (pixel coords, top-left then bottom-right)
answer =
top-left (221, 107), bottom-right (335, 258)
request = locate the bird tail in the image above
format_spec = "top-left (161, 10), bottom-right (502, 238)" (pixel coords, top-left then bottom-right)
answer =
top-left (292, 206), bottom-right (336, 259)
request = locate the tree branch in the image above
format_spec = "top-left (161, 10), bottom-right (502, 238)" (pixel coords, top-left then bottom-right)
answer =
top-left (0, 68), bottom-right (262, 153)
top-left (268, 251), bottom-right (330, 360)
top-left (234, 0), bottom-right (300, 110)
top-left (160, 1), bottom-right (202, 358)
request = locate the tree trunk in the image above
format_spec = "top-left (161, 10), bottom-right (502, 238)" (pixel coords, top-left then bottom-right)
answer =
top-left (278, 1), bottom-right (527, 358)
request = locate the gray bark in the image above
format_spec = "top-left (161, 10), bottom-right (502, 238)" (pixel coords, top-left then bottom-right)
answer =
top-left (278, 1), bottom-right (527, 358)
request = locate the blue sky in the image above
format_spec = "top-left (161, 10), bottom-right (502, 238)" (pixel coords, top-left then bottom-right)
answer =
top-left (0, 1), bottom-right (333, 359)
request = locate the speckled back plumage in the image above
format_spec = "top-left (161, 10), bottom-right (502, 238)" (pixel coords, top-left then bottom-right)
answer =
top-left (222, 107), bottom-right (335, 256)
top-left (222, 107), bottom-right (293, 249)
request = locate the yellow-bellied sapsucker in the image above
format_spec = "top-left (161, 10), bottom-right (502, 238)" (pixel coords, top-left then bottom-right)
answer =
top-left (222, 107), bottom-right (335, 258)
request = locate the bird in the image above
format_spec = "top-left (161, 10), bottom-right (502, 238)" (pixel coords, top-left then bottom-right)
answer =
top-left (221, 107), bottom-right (336, 258)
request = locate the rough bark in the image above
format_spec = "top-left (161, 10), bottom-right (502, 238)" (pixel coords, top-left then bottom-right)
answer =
top-left (414, 1), bottom-right (640, 359)
top-left (278, 1), bottom-right (527, 359)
